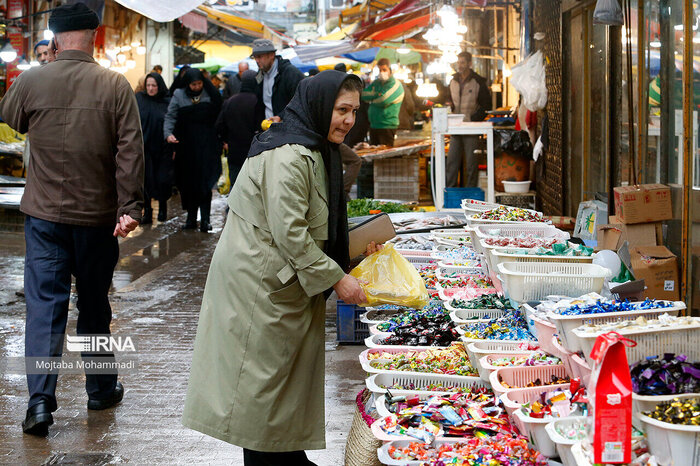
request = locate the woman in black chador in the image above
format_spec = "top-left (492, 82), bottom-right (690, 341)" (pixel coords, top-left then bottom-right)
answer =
top-left (164, 68), bottom-right (223, 231)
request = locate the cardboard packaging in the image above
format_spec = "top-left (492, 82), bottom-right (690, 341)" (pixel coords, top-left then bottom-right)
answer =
top-left (630, 246), bottom-right (680, 301)
top-left (589, 332), bottom-right (634, 464)
top-left (613, 184), bottom-right (672, 224)
top-left (597, 223), bottom-right (658, 251)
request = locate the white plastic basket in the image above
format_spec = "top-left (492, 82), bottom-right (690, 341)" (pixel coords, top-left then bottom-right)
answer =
top-left (365, 371), bottom-right (488, 397)
top-left (360, 308), bottom-right (404, 325)
top-left (547, 301), bottom-right (686, 353)
top-left (544, 417), bottom-right (590, 466)
top-left (403, 254), bottom-right (438, 269)
top-left (477, 351), bottom-right (545, 382)
top-left (447, 303), bottom-right (508, 324)
top-left (466, 216), bottom-right (552, 227)
top-left (512, 410), bottom-right (564, 458)
top-left (490, 248), bottom-right (594, 275)
top-left (521, 304), bottom-right (558, 354)
top-left (395, 247), bottom-right (433, 257)
top-left (572, 318), bottom-right (700, 366)
top-left (429, 228), bottom-right (472, 241)
top-left (632, 392), bottom-right (698, 418)
top-left (358, 346), bottom-right (473, 374)
top-left (488, 364), bottom-right (570, 398)
top-left (436, 282), bottom-right (497, 302)
top-left (500, 383), bottom-right (572, 417)
top-left (377, 439), bottom-right (468, 466)
top-left (436, 267), bottom-right (485, 282)
top-left (568, 354), bottom-right (592, 388)
top-left (636, 411), bottom-right (700, 466)
top-left (471, 224), bottom-right (569, 256)
top-left (461, 198), bottom-right (502, 213)
top-left (496, 262), bottom-right (610, 304)
top-left (462, 338), bottom-right (536, 371)
top-left (364, 333), bottom-right (447, 350)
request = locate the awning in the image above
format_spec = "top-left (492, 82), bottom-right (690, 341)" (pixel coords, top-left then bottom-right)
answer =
top-left (339, 0), bottom-right (403, 26)
top-left (113, 0), bottom-right (206, 22)
top-left (197, 5), bottom-right (266, 38)
top-left (353, 6), bottom-right (431, 42)
top-left (179, 11), bottom-right (208, 34)
top-left (293, 40), bottom-right (358, 62)
top-left (341, 47), bottom-right (379, 63)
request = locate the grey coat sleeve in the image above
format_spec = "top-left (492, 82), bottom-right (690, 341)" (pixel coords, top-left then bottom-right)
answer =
top-left (163, 91), bottom-right (182, 138)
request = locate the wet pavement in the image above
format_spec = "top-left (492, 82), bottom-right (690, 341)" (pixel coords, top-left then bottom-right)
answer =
top-left (0, 194), bottom-right (366, 464)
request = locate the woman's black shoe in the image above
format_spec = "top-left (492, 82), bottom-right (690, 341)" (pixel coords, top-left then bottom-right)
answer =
top-left (199, 221), bottom-right (212, 232)
top-left (157, 201), bottom-right (167, 221)
top-left (182, 221), bottom-right (198, 230)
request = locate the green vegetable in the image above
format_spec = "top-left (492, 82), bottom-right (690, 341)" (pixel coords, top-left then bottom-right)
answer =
top-left (347, 198), bottom-right (412, 218)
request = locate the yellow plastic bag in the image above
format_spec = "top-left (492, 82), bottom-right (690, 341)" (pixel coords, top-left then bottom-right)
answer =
top-left (349, 244), bottom-right (429, 309)
top-left (218, 151), bottom-right (231, 195)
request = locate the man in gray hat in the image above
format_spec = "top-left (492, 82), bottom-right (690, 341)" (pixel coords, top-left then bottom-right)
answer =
top-left (0, 2), bottom-right (143, 436)
top-left (251, 38), bottom-right (304, 120)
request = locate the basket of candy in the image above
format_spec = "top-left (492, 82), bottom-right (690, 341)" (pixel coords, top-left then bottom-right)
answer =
top-left (359, 343), bottom-right (478, 377)
top-left (466, 206), bottom-right (551, 227)
top-left (636, 397), bottom-right (700, 466)
top-left (630, 353), bottom-right (700, 415)
top-left (489, 365), bottom-right (570, 398)
top-left (369, 301), bottom-right (450, 334)
top-left (544, 417), bottom-right (589, 466)
top-left (467, 341), bottom-right (539, 374)
top-left (365, 372), bottom-right (487, 397)
top-left (479, 352), bottom-right (562, 384)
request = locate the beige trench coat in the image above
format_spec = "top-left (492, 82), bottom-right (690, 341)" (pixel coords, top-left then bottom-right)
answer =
top-left (182, 144), bottom-right (345, 452)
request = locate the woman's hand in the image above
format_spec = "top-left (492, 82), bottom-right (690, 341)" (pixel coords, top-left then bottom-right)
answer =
top-left (166, 134), bottom-right (179, 144)
top-left (333, 274), bottom-right (367, 305)
top-left (365, 241), bottom-right (383, 256)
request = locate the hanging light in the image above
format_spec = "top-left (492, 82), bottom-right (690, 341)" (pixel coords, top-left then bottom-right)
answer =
top-left (43, 30), bottom-right (54, 40)
top-left (136, 42), bottom-right (146, 55)
top-left (117, 53), bottom-right (127, 64)
top-left (650, 41), bottom-right (661, 48)
top-left (503, 66), bottom-right (512, 77)
top-left (130, 40), bottom-right (140, 47)
top-left (444, 52), bottom-right (459, 63)
top-left (0, 42), bottom-right (18, 63)
top-left (120, 45), bottom-right (132, 52)
top-left (397, 41), bottom-right (410, 54)
top-left (98, 58), bottom-right (111, 68)
top-left (29, 60), bottom-right (40, 67)
top-left (17, 57), bottom-right (31, 70)
top-left (416, 82), bottom-right (438, 98)
top-left (126, 58), bottom-right (136, 69)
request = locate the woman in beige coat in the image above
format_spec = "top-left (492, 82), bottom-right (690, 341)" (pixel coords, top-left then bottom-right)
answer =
top-left (182, 71), bottom-right (371, 465)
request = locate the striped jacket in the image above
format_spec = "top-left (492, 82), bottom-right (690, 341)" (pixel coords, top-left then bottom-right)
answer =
top-left (361, 76), bottom-right (405, 129)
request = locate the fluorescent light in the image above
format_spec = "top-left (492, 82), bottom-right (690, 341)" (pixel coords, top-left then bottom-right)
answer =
top-left (137, 45), bottom-right (146, 55)
top-left (416, 82), bottom-right (438, 98)
top-left (117, 53), bottom-right (126, 64)
top-left (126, 59), bottom-right (136, 69)
top-left (650, 40), bottom-right (661, 47)
top-left (43, 30), bottom-right (54, 40)
top-left (98, 58), bottom-right (111, 68)
top-left (131, 41), bottom-right (140, 47)
top-left (120, 45), bottom-right (131, 52)
top-left (17, 58), bottom-right (31, 70)
top-left (29, 60), bottom-right (39, 67)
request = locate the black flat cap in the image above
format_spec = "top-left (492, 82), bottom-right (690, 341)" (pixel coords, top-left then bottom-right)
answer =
top-left (49, 2), bottom-right (100, 33)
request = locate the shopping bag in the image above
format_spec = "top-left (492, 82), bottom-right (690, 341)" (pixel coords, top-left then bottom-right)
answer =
top-left (510, 51), bottom-right (548, 112)
top-left (593, 0), bottom-right (623, 26)
top-left (588, 331), bottom-right (636, 464)
top-left (349, 244), bottom-right (429, 309)
top-left (217, 151), bottom-right (231, 195)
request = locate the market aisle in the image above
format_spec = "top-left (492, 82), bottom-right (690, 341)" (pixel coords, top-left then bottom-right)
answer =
top-left (0, 194), bottom-right (366, 464)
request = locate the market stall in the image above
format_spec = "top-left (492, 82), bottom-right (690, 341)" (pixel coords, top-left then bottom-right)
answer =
top-left (341, 203), bottom-right (699, 466)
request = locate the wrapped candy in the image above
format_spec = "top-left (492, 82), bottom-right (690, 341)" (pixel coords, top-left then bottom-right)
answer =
top-left (459, 309), bottom-right (536, 341)
top-left (473, 206), bottom-right (549, 223)
top-left (630, 353), bottom-right (700, 396)
top-left (376, 300), bottom-right (448, 332)
top-left (559, 298), bottom-right (673, 316)
top-left (490, 352), bottom-right (561, 367)
top-left (644, 397), bottom-right (700, 425)
top-left (378, 316), bottom-right (459, 346)
top-left (368, 342), bottom-right (477, 376)
top-left (450, 294), bottom-right (513, 310)
top-left (485, 235), bottom-right (560, 248)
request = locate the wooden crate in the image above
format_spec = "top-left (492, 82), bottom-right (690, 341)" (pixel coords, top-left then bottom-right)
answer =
top-left (373, 156), bottom-right (420, 201)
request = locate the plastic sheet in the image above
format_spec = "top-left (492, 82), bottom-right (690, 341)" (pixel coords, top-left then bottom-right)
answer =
top-left (510, 51), bottom-right (548, 112)
top-left (350, 244), bottom-right (429, 309)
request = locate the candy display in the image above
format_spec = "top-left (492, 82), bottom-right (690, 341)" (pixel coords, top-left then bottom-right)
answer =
top-left (484, 235), bottom-right (560, 248)
top-left (394, 215), bottom-right (464, 233)
top-left (419, 264), bottom-right (439, 290)
top-left (504, 242), bottom-right (594, 256)
top-left (575, 313), bottom-right (700, 333)
top-left (554, 417), bottom-right (588, 441)
top-left (559, 298), bottom-right (674, 316)
top-left (519, 382), bottom-right (588, 419)
top-left (643, 397), bottom-right (700, 425)
top-left (450, 294), bottom-right (513, 310)
top-left (472, 206), bottom-right (548, 223)
top-left (390, 235), bottom-right (436, 251)
top-left (386, 433), bottom-right (548, 465)
top-left (378, 382), bottom-right (475, 394)
top-left (459, 309), bottom-right (535, 341)
top-left (631, 354), bottom-right (700, 396)
top-left (489, 352), bottom-right (561, 367)
top-left (379, 390), bottom-right (514, 441)
top-left (431, 245), bottom-right (480, 262)
top-left (439, 276), bottom-right (492, 289)
top-left (376, 301), bottom-right (449, 332)
top-left (368, 343), bottom-right (477, 376)
top-left (500, 374), bottom-right (570, 389)
top-left (379, 317), bottom-right (459, 346)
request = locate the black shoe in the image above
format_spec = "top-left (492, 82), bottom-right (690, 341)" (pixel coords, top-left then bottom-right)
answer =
top-left (199, 221), bottom-right (212, 232)
top-left (87, 381), bottom-right (124, 410)
top-left (157, 201), bottom-right (167, 221)
top-left (182, 220), bottom-right (197, 230)
top-left (22, 401), bottom-right (53, 436)
top-left (157, 211), bottom-right (167, 222)
top-left (141, 208), bottom-right (153, 225)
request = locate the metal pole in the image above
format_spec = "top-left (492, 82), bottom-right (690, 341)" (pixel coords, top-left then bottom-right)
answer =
top-left (636, 0), bottom-right (645, 185)
top-left (681, 0), bottom-right (692, 307)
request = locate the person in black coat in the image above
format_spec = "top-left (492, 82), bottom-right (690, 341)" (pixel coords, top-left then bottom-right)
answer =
top-left (251, 39), bottom-right (305, 119)
top-left (215, 70), bottom-right (264, 187)
top-left (136, 72), bottom-right (172, 223)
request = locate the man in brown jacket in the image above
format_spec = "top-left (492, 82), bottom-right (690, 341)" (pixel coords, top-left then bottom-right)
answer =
top-left (0, 3), bottom-right (144, 436)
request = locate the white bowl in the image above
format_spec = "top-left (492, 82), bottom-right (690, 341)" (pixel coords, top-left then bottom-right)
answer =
top-left (502, 180), bottom-right (531, 193)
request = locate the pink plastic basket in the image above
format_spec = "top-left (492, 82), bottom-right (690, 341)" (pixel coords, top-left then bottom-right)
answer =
top-left (548, 335), bottom-right (575, 377)
top-left (570, 354), bottom-right (592, 387)
top-left (500, 383), bottom-right (572, 417)
top-left (488, 365), bottom-right (570, 398)
top-left (531, 315), bottom-right (557, 355)
top-left (477, 351), bottom-right (541, 381)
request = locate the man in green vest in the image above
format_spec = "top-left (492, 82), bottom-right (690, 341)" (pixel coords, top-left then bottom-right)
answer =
top-left (362, 58), bottom-right (404, 147)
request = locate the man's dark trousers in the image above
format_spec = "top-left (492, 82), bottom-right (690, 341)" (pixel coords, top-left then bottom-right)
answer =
top-left (24, 215), bottom-right (119, 411)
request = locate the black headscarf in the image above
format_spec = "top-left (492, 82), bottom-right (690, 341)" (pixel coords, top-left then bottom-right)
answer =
top-left (181, 68), bottom-right (223, 111)
top-left (239, 70), bottom-right (257, 94)
top-left (169, 65), bottom-right (190, 96)
top-left (248, 70), bottom-right (362, 274)
top-left (142, 72), bottom-right (168, 101)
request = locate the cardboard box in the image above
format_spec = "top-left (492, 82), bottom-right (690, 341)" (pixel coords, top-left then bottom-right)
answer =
top-left (630, 246), bottom-right (680, 301)
top-left (597, 222), bottom-right (658, 251)
top-left (613, 184), bottom-right (672, 224)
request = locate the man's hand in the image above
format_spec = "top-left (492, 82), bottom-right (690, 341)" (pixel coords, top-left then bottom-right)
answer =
top-left (333, 274), bottom-right (366, 305)
top-left (113, 214), bottom-right (139, 238)
top-left (270, 116), bottom-right (282, 123)
top-left (166, 134), bottom-right (179, 144)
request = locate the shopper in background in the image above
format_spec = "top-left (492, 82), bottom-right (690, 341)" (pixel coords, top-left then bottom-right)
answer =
top-left (215, 70), bottom-right (263, 187)
top-left (251, 38), bottom-right (305, 120)
top-left (340, 143), bottom-right (362, 201)
top-left (223, 61), bottom-right (249, 99)
top-left (168, 65), bottom-right (191, 96)
top-left (361, 58), bottom-right (404, 147)
top-left (398, 80), bottom-right (416, 130)
top-left (33, 40), bottom-right (51, 65)
top-left (136, 72), bottom-right (172, 223)
top-left (333, 62), bottom-right (347, 73)
top-left (183, 71), bottom-right (377, 465)
top-left (152, 64), bottom-right (163, 74)
top-left (164, 68), bottom-right (222, 232)
top-left (0, 2), bottom-right (143, 436)
top-left (446, 51), bottom-right (491, 187)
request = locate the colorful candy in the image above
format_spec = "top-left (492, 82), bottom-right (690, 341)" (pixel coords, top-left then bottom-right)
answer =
top-left (450, 294), bottom-right (513, 310)
top-left (473, 206), bottom-right (548, 223)
top-left (459, 309), bottom-right (535, 341)
top-left (376, 301), bottom-right (448, 332)
top-left (631, 354), bottom-right (700, 396)
top-left (386, 434), bottom-right (548, 465)
top-left (644, 397), bottom-right (700, 425)
top-left (559, 298), bottom-right (674, 316)
top-left (489, 352), bottom-right (561, 367)
top-left (485, 235), bottom-right (560, 248)
top-left (519, 385), bottom-right (588, 419)
top-left (576, 314), bottom-right (700, 333)
top-left (379, 316), bottom-right (459, 346)
top-left (368, 343), bottom-right (477, 376)
top-left (500, 374), bottom-right (570, 389)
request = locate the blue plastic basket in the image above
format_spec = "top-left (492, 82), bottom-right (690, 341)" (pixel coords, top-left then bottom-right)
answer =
top-left (336, 300), bottom-right (368, 344)
top-left (444, 187), bottom-right (485, 208)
